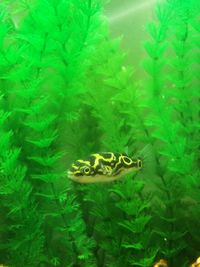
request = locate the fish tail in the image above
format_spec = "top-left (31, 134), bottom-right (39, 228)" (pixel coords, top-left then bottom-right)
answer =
top-left (137, 144), bottom-right (155, 173)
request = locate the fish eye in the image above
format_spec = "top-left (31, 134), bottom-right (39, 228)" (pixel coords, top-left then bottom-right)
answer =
top-left (82, 166), bottom-right (91, 174)
top-left (122, 156), bottom-right (132, 165)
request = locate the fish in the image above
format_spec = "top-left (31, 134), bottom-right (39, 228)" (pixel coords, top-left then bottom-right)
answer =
top-left (190, 257), bottom-right (200, 267)
top-left (153, 259), bottom-right (168, 267)
top-left (68, 152), bottom-right (142, 183)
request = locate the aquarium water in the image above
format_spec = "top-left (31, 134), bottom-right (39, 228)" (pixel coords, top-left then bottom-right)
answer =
top-left (0, 0), bottom-right (199, 266)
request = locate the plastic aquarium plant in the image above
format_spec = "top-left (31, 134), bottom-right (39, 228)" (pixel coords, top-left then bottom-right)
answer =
top-left (80, 0), bottom-right (200, 265)
top-left (0, 0), bottom-right (199, 266)
top-left (142, 0), bottom-right (200, 265)
top-left (77, 38), bottom-right (158, 266)
top-left (0, 9), bottom-right (45, 266)
top-left (0, 0), bottom-right (107, 266)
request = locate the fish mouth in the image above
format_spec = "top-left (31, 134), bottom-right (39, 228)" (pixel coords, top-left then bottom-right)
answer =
top-left (67, 171), bottom-right (75, 179)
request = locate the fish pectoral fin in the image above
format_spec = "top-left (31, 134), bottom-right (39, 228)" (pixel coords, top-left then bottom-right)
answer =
top-left (100, 165), bottom-right (113, 176)
top-left (111, 169), bottom-right (121, 176)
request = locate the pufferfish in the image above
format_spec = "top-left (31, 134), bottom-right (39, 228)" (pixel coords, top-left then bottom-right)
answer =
top-left (68, 152), bottom-right (142, 183)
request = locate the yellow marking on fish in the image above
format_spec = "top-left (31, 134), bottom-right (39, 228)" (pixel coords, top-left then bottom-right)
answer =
top-left (77, 159), bottom-right (90, 165)
top-left (72, 164), bottom-right (79, 169)
top-left (153, 259), bottom-right (168, 267)
top-left (91, 153), bottom-right (116, 168)
top-left (190, 257), bottom-right (200, 267)
top-left (68, 152), bottom-right (143, 183)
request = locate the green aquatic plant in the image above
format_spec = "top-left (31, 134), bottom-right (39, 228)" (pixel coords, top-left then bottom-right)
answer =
top-left (78, 0), bottom-right (199, 266)
top-left (0, 0), bottom-right (106, 266)
top-left (142, 0), bottom-right (200, 265)
top-left (0, 0), bottom-right (199, 266)
top-left (79, 38), bottom-right (158, 267)
top-left (0, 9), bottom-right (45, 266)
top-left (0, 100), bottom-right (45, 267)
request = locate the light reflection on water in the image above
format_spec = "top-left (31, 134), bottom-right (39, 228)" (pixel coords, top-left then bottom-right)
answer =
top-left (107, 0), bottom-right (157, 23)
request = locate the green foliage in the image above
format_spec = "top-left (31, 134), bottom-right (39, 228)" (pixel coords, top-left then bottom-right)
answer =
top-left (0, 0), bottom-right (199, 266)
top-left (0, 99), bottom-right (45, 266)
top-left (0, 0), bottom-right (104, 266)
top-left (141, 0), bottom-right (200, 266)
